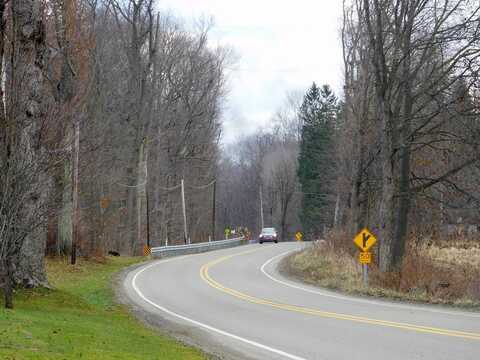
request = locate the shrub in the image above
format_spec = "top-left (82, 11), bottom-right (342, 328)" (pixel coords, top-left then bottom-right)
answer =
top-left (286, 229), bottom-right (480, 305)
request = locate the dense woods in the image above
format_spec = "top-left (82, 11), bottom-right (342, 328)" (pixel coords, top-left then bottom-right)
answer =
top-left (221, 0), bottom-right (480, 272)
top-left (339, 0), bottom-right (480, 271)
top-left (0, 0), bottom-right (229, 308)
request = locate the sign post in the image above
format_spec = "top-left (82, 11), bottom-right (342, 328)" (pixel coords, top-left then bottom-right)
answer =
top-left (353, 228), bottom-right (377, 286)
top-left (359, 251), bottom-right (372, 285)
top-left (363, 264), bottom-right (368, 286)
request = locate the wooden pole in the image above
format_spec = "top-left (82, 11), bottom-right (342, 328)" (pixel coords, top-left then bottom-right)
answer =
top-left (146, 186), bottom-right (150, 248)
top-left (181, 179), bottom-right (188, 244)
top-left (136, 140), bottom-right (145, 254)
top-left (145, 144), bottom-right (150, 248)
top-left (211, 180), bottom-right (216, 241)
top-left (259, 184), bottom-right (264, 229)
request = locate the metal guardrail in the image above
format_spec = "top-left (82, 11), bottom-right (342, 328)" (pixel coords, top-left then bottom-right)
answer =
top-left (150, 237), bottom-right (246, 258)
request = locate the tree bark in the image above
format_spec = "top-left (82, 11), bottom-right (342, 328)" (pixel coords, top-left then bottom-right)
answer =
top-left (390, 14), bottom-right (415, 270)
top-left (2, 259), bottom-right (13, 309)
top-left (46, 167), bottom-right (64, 256)
top-left (12, 0), bottom-right (49, 286)
top-left (71, 120), bottom-right (80, 264)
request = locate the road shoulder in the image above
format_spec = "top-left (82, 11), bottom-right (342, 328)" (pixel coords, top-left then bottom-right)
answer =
top-left (275, 249), bottom-right (480, 315)
top-left (115, 256), bottom-right (259, 360)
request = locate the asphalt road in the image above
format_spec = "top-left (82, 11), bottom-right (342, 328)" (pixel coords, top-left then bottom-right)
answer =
top-left (123, 242), bottom-right (480, 360)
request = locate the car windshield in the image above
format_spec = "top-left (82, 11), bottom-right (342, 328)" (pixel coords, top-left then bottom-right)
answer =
top-left (262, 228), bottom-right (276, 234)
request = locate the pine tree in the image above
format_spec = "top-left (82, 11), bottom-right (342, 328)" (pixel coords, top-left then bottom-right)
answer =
top-left (297, 83), bottom-right (338, 237)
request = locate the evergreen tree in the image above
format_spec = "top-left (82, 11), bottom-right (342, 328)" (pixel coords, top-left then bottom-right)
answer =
top-left (297, 83), bottom-right (338, 237)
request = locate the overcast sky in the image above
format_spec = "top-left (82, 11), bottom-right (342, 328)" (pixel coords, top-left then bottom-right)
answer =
top-left (159, 1), bottom-right (344, 143)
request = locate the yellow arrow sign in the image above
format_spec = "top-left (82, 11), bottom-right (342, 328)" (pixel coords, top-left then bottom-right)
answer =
top-left (295, 232), bottom-right (303, 241)
top-left (353, 228), bottom-right (377, 251)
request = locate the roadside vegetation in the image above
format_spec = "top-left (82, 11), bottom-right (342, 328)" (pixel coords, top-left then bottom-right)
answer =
top-left (0, 257), bottom-right (207, 360)
top-left (282, 231), bottom-right (480, 309)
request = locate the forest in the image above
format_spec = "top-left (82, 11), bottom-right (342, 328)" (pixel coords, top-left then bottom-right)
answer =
top-left (1, 0), bottom-right (480, 309)
top-left (0, 0), bottom-right (230, 308)
top-left (220, 0), bottom-right (480, 274)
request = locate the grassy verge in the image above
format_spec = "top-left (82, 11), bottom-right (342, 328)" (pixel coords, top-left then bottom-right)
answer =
top-left (281, 238), bottom-right (480, 309)
top-left (0, 257), bottom-right (208, 360)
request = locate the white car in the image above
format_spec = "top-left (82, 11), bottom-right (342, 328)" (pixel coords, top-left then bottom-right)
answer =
top-left (259, 227), bottom-right (278, 244)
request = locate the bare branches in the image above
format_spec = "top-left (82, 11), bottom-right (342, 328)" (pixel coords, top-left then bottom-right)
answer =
top-left (412, 154), bottom-right (480, 193)
top-left (340, 0), bottom-right (480, 271)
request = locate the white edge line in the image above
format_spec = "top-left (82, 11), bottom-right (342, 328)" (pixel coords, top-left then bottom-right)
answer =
top-left (131, 257), bottom-right (307, 360)
top-left (261, 249), bottom-right (480, 319)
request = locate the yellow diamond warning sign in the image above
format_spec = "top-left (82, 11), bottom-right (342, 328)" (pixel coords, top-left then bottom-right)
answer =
top-left (353, 228), bottom-right (377, 252)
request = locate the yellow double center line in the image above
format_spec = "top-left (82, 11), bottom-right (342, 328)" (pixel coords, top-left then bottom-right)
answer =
top-left (200, 249), bottom-right (480, 341)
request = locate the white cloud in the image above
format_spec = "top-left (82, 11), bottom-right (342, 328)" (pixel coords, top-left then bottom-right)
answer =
top-left (159, 1), bottom-right (344, 143)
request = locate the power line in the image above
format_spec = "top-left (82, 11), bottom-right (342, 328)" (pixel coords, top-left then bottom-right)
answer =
top-left (116, 180), bottom-right (214, 191)
top-left (157, 183), bottom-right (182, 191)
top-left (116, 181), bottom-right (147, 188)
top-left (225, 66), bottom-right (319, 73)
top-left (187, 179), bottom-right (216, 190)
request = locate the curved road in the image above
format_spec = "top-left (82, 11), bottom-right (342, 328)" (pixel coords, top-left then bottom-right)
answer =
top-left (123, 243), bottom-right (480, 360)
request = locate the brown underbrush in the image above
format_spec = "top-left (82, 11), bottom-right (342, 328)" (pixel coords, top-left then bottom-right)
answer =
top-left (283, 230), bottom-right (480, 308)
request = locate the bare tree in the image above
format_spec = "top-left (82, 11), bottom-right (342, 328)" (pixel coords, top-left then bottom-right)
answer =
top-left (339, 0), bottom-right (480, 271)
top-left (262, 144), bottom-right (300, 242)
top-left (1, 0), bottom-right (53, 308)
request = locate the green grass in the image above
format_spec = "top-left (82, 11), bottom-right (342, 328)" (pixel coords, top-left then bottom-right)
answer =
top-left (0, 257), bottom-right (207, 360)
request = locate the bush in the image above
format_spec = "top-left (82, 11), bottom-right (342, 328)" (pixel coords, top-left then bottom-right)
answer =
top-left (381, 241), bottom-right (480, 302)
top-left (285, 229), bottom-right (480, 306)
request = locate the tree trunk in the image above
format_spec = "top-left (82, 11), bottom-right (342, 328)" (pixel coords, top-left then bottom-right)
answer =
top-left (13, 0), bottom-right (49, 287)
top-left (126, 140), bottom-right (144, 254)
top-left (2, 259), bottom-right (13, 309)
top-left (350, 158), bottom-right (364, 235)
top-left (135, 139), bottom-right (147, 254)
top-left (281, 205), bottom-right (287, 242)
top-left (71, 120), bottom-right (80, 264)
top-left (377, 95), bottom-right (397, 272)
top-left (391, 28), bottom-right (414, 270)
top-left (391, 143), bottom-right (411, 268)
top-left (4, 278), bottom-right (13, 309)
top-left (333, 193), bottom-right (341, 228)
top-left (0, 0), bottom-right (6, 156)
top-left (46, 168), bottom-right (64, 256)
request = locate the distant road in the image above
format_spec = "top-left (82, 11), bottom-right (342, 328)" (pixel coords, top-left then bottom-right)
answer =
top-left (123, 243), bottom-right (480, 360)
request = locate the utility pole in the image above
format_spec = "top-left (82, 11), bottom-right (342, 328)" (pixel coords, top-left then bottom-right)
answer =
top-left (146, 187), bottom-right (150, 248)
top-left (71, 120), bottom-right (80, 265)
top-left (211, 180), bottom-right (216, 242)
top-left (165, 223), bottom-right (169, 247)
top-left (144, 145), bottom-right (150, 248)
top-left (181, 178), bottom-right (188, 244)
top-left (137, 139), bottom-right (146, 254)
top-left (259, 184), bottom-right (264, 229)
